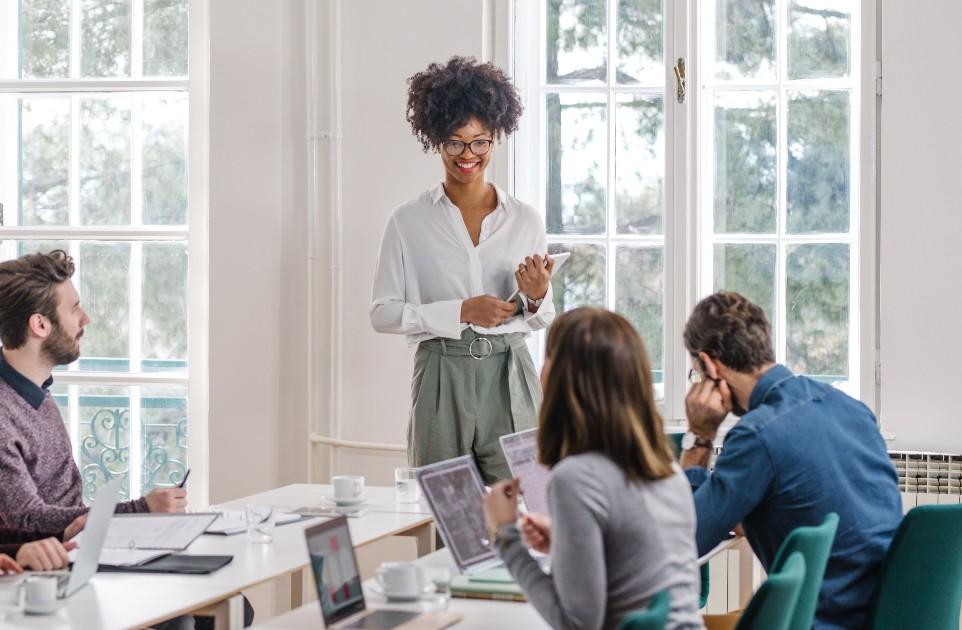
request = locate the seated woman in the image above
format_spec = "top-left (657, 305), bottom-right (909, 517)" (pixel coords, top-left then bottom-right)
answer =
top-left (484, 307), bottom-right (704, 630)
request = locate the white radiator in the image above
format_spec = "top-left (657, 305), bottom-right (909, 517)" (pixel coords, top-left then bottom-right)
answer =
top-left (889, 451), bottom-right (962, 512)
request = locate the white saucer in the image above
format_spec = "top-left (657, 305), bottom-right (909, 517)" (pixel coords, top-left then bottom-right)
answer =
top-left (321, 495), bottom-right (366, 507)
top-left (368, 582), bottom-right (435, 602)
top-left (24, 600), bottom-right (62, 615)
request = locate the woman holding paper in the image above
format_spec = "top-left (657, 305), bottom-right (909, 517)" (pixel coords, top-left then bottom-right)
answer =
top-left (370, 56), bottom-right (556, 483)
top-left (484, 308), bottom-right (703, 630)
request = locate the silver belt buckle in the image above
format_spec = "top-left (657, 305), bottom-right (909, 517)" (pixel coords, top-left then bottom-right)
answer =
top-left (468, 337), bottom-right (493, 360)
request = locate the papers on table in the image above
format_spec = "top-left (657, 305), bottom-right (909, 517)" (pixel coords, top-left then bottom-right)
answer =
top-left (500, 428), bottom-right (551, 516)
top-left (205, 509), bottom-right (302, 535)
top-left (96, 548), bottom-right (171, 567)
top-left (104, 513), bottom-right (218, 551)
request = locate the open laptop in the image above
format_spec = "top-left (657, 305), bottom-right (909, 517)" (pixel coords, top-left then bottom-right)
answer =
top-left (53, 475), bottom-right (123, 598)
top-left (415, 456), bottom-right (502, 575)
top-left (305, 517), bottom-right (459, 629)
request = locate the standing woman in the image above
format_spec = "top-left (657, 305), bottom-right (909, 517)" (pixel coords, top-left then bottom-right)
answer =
top-left (370, 56), bottom-right (554, 483)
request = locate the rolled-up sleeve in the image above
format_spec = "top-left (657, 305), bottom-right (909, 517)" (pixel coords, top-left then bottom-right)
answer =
top-left (686, 425), bottom-right (774, 556)
top-left (369, 216), bottom-right (463, 339)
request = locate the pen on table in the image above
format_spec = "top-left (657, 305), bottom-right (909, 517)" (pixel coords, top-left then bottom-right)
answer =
top-left (178, 469), bottom-right (191, 488)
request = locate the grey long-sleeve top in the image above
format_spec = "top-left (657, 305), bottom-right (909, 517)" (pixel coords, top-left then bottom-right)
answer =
top-left (496, 453), bottom-right (704, 630)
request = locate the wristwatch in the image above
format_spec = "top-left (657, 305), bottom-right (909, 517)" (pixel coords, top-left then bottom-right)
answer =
top-left (681, 431), bottom-right (714, 451)
top-left (524, 294), bottom-right (545, 309)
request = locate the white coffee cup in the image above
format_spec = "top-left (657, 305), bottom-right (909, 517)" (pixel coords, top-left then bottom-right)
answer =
top-left (332, 475), bottom-right (365, 502)
top-left (24, 575), bottom-right (58, 614)
top-left (0, 576), bottom-right (24, 613)
top-left (376, 562), bottom-right (424, 599)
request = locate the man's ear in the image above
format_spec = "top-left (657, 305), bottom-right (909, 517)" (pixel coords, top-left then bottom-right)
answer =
top-left (27, 313), bottom-right (51, 340)
top-left (698, 351), bottom-right (721, 381)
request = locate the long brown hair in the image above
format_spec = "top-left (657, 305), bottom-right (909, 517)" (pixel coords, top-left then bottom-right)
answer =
top-left (538, 307), bottom-right (674, 482)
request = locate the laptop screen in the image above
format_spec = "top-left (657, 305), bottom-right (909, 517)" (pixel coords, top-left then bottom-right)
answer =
top-left (305, 516), bottom-right (366, 625)
top-left (415, 456), bottom-right (498, 573)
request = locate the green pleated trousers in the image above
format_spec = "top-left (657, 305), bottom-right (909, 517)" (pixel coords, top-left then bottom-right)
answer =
top-left (408, 329), bottom-right (541, 484)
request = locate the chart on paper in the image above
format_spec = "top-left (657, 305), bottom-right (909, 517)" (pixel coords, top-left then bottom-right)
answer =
top-left (500, 428), bottom-right (551, 516)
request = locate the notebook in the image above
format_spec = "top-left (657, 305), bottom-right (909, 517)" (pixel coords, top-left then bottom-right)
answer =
top-left (450, 567), bottom-right (526, 602)
top-left (95, 512), bottom-right (218, 567)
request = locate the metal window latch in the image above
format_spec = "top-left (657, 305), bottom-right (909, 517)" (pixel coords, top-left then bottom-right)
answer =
top-left (0, 201), bottom-right (4, 226)
top-left (674, 58), bottom-right (686, 104)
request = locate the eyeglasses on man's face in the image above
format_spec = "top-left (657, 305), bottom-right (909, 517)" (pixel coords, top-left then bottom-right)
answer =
top-left (442, 139), bottom-right (493, 156)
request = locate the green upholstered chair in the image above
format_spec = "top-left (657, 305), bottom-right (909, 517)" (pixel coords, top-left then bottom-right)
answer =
top-left (768, 512), bottom-right (839, 630)
top-left (615, 589), bottom-right (670, 630)
top-left (734, 552), bottom-right (806, 630)
top-left (866, 503), bottom-right (962, 630)
top-left (666, 430), bottom-right (711, 609)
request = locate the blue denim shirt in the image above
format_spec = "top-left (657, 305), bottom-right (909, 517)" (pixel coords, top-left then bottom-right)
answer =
top-left (686, 364), bottom-right (902, 629)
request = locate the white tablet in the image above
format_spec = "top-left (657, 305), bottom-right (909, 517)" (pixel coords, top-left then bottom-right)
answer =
top-left (499, 428), bottom-right (551, 516)
top-left (507, 251), bottom-right (571, 304)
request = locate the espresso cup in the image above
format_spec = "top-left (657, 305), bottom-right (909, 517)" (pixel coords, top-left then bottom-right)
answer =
top-left (332, 475), bottom-right (365, 502)
top-left (24, 575), bottom-right (58, 614)
top-left (376, 562), bottom-right (424, 599)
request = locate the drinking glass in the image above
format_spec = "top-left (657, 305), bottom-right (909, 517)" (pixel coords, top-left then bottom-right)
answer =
top-left (395, 467), bottom-right (420, 503)
top-left (245, 504), bottom-right (276, 543)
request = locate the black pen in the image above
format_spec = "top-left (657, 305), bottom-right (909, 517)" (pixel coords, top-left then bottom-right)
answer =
top-left (178, 469), bottom-right (191, 488)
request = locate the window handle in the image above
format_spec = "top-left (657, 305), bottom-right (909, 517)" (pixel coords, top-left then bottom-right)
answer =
top-left (674, 58), bottom-right (686, 104)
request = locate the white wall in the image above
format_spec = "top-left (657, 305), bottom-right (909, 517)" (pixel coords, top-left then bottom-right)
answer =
top-left (312, 0), bottom-right (497, 484)
top-left (878, 0), bottom-right (962, 453)
top-left (208, 0), bottom-right (309, 503)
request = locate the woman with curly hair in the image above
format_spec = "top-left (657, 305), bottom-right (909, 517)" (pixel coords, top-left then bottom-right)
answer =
top-left (370, 56), bottom-right (554, 482)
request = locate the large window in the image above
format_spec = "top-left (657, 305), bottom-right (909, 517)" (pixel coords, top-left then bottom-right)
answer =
top-left (0, 0), bottom-right (191, 502)
top-left (516, 0), bottom-right (862, 414)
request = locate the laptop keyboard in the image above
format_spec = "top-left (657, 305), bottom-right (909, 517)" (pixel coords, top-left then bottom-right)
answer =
top-left (346, 610), bottom-right (421, 629)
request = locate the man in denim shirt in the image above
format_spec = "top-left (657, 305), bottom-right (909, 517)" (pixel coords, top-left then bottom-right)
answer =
top-left (680, 292), bottom-right (902, 629)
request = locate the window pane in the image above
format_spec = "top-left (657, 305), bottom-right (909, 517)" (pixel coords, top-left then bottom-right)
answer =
top-left (547, 0), bottom-right (607, 85)
top-left (143, 0), bottom-right (189, 76)
top-left (786, 243), bottom-right (849, 382)
top-left (81, 0), bottom-right (131, 77)
top-left (714, 0), bottom-right (776, 81)
top-left (80, 97), bottom-right (131, 225)
top-left (16, 239), bottom-right (68, 256)
top-left (143, 94), bottom-right (188, 224)
top-left (789, 0), bottom-right (851, 79)
top-left (79, 385), bottom-right (130, 503)
top-left (548, 243), bottom-right (606, 313)
top-left (787, 90), bottom-right (850, 234)
top-left (546, 93), bottom-right (607, 235)
top-left (20, 0), bottom-right (70, 78)
top-left (616, 94), bottom-right (663, 235)
top-left (616, 0), bottom-right (662, 85)
top-left (141, 385), bottom-right (187, 493)
top-left (713, 244), bottom-right (776, 323)
top-left (142, 242), bottom-right (187, 373)
top-left (615, 246), bottom-right (664, 382)
top-left (714, 91), bottom-right (776, 234)
top-left (78, 241), bottom-right (130, 371)
top-left (20, 97), bottom-right (70, 225)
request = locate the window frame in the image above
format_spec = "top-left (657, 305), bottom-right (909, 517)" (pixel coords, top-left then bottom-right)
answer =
top-left (0, 0), bottom-right (209, 503)
top-left (512, 0), bottom-right (878, 420)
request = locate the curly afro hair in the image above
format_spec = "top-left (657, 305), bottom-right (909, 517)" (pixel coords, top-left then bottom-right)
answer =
top-left (406, 56), bottom-right (523, 153)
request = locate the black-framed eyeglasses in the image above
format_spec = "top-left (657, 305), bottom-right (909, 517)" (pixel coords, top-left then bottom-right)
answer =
top-left (442, 139), bottom-right (493, 156)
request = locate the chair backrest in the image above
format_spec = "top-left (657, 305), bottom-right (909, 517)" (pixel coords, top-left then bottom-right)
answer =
top-left (735, 552), bottom-right (806, 630)
top-left (615, 590), bottom-right (670, 630)
top-left (867, 504), bottom-right (962, 630)
top-left (768, 512), bottom-right (839, 630)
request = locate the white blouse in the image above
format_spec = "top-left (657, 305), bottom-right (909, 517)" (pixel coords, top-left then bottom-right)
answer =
top-left (370, 183), bottom-right (556, 345)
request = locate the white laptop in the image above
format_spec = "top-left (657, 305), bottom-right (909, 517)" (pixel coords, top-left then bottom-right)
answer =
top-left (415, 456), bottom-right (502, 574)
top-left (53, 476), bottom-right (123, 598)
top-left (304, 516), bottom-right (459, 629)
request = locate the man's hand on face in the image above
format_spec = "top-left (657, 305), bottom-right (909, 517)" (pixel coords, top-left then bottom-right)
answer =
top-left (685, 377), bottom-right (733, 441)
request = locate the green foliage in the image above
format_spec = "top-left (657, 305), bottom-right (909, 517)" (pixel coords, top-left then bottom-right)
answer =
top-left (81, 0), bottom-right (131, 77)
top-left (786, 244), bottom-right (849, 378)
top-left (80, 99), bottom-right (131, 225)
top-left (714, 244), bottom-right (776, 322)
top-left (789, 0), bottom-right (850, 79)
top-left (79, 242), bottom-right (130, 361)
top-left (617, 0), bottom-right (663, 84)
top-left (144, 0), bottom-right (189, 76)
top-left (21, 98), bottom-right (70, 225)
top-left (142, 243), bottom-right (188, 362)
top-left (616, 247), bottom-right (664, 372)
top-left (715, 0), bottom-right (776, 80)
top-left (617, 96), bottom-right (663, 234)
top-left (20, 0), bottom-right (70, 78)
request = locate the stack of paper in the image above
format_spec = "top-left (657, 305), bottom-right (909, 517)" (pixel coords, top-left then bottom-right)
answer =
top-left (205, 509), bottom-right (302, 535)
top-left (73, 513), bottom-right (218, 568)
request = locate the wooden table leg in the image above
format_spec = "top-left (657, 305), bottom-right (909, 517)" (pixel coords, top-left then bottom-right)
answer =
top-left (411, 521), bottom-right (435, 557)
top-left (291, 567), bottom-right (305, 608)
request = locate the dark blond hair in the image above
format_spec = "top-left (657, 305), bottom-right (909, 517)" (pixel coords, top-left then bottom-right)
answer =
top-left (538, 307), bottom-right (674, 482)
top-left (0, 250), bottom-right (75, 349)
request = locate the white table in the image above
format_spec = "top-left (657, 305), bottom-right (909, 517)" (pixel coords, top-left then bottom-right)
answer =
top-left (5, 484), bottom-right (433, 630)
top-left (252, 548), bottom-right (550, 630)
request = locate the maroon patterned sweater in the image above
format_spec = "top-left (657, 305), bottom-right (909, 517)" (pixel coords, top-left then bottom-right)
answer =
top-left (0, 359), bottom-right (149, 532)
top-left (0, 527), bottom-right (62, 557)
